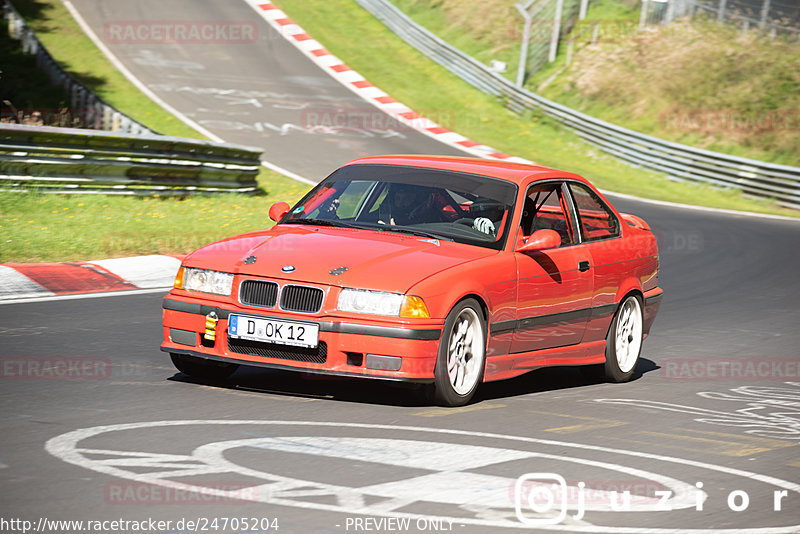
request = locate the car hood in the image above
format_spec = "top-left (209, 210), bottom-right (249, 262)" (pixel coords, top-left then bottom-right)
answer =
top-left (185, 225), bottom-right (496, 293)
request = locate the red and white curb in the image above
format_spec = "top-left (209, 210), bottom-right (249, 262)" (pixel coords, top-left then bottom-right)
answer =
top-left (0, 255), bottom-right (182, 301)
top-left (245, 0), bottom-right (532, 165)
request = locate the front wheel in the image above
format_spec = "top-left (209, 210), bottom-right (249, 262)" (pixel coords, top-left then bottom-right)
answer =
top-left (604, 295), bottom-right (644, 382)
top-left (431, 299), bottom-right (487, 406)
top-left (170, 353), bottom-right (239, 381)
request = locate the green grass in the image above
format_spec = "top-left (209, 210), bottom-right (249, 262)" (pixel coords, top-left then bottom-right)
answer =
top-left (529, 15), bottom-right (800, 166)
top-left (274, 0), bottom-right (798, 218)
top-left (1, 0), bottom-right (312, 263)
top-left (389, 0), bottom-right (800, 167)
top-left (390, 0), bottom-right (523, 83)
top-left (0, 169), bottom-right (308, 263)
top-left (1, 21), bottom-right (73, 121)
top-left (9, 0), bottom-right (201, 138)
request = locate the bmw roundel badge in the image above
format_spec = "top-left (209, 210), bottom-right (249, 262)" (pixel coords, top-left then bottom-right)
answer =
top-left (281, 265), bottom-right (296, 273)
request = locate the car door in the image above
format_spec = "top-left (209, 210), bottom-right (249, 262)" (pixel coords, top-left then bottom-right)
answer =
top-left (565, 182), bottom-right (625, 344)
top-left (511, 181), bottom-right (594, 355)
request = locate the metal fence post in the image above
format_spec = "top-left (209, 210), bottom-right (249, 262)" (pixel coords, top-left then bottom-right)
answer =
top-left (639, 0), bottom-right (649, 28)
top-left (515, 1), bottom-right (536, 87)
top-left (665, 0), bottom-right (676, 24)
top-left (549, 0), bottom-right (564, 63)
top-left (717, 0), bottom-right (728, 21)
top-left (759, 0), bottom-right (771, 30)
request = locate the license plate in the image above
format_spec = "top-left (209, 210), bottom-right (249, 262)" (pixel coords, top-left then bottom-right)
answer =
top-left (228, 314), bottom-right (319, 349)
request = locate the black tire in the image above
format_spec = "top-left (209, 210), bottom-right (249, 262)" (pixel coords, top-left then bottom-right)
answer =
top-left (604, 295), bottom-right (644, 383)
top-left (170, 353), bottom-right (239, 380)
top-left (431, 299), bottom-right (487, 407)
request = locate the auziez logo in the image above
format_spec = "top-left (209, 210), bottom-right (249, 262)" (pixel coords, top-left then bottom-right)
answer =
top-left (104, 21), bottom-right (258, 44)
top-left (514, 472), bottom-right (795, 526)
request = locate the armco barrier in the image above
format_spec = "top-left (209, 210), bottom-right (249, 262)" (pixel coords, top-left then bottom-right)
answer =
top-left (355, 0), bottom-right (800, 210)
top-left (0, 124), bottom-right (263, 195)
top-left (2, 0), bottom-right (152, 135)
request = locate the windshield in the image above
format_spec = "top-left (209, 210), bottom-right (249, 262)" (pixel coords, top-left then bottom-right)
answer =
top-left (282, 164), bottom-right (518, 250)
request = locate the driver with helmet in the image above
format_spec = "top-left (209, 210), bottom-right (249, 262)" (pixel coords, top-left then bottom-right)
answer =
top-left (378, 183), bottom-right (437, 226)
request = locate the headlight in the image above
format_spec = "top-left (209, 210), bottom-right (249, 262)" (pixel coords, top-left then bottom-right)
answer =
top-left (180, 267), bottom-right (234, 296)
top-left (337, 289), bottom-right (430, 319)
top-left (337, 289), bottom-right (403, 316)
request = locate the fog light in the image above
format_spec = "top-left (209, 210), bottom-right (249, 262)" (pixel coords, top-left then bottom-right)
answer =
top-left (365, 354), bottom-right (402, 372)
top-left (170, 328), bottom-right (196, 347)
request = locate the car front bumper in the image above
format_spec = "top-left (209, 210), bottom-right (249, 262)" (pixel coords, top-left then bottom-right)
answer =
top-left (160, 295), bottom-right (443, 382)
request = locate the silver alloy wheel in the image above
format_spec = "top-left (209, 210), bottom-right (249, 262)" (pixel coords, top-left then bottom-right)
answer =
top-left (615, 297), bottom-right (643, 373)
top-left (446, 307), bottom-right (485, 395)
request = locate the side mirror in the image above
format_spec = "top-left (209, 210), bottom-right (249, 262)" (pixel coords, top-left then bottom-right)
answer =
top-left (268, 201), bottom-right (291, 222)
top-left (517, 229), bottom-right (561, 253)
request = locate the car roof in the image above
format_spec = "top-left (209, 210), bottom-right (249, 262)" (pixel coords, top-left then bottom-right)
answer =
top-left (343, 155), bottom-right (586, 186)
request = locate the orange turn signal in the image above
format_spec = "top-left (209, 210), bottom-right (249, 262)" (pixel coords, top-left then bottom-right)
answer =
top-left (173, 266), bottom-right (185, 289)
top-left (400, 296), bottom-right (430, 319)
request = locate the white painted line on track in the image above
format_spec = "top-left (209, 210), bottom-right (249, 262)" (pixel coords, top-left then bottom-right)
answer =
top-left (0, 287), bottom-right (170, 305)
top-left (260, 160), bottom-right (317, 186)
top-left (62, 0), bottom-right (224, 143)
top-left (45, 419), bottom-right (800, 533)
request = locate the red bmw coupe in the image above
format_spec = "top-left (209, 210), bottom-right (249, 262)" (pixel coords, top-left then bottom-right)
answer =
top-left (162, 156), bottom-right (662, 406)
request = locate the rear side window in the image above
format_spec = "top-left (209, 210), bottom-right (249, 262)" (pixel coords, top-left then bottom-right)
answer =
top-left (568, 183), bottom-right (619, 242)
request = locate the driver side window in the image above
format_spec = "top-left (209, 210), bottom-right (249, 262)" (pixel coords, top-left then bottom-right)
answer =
top-left (521, 183), bottom-right (573, 246)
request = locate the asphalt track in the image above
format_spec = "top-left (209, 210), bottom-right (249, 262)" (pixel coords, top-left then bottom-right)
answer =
top-left (1, 1), bottom-right (800, 532)
top-left (66, 0), bottom-right (465, 180)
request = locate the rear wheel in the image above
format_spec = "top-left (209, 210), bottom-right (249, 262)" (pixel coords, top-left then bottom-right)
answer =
top-left (170, 353), bottom-right (239, 380)
top-left (431, 299), bottom-right (487, 406)
top-left (604, 295), bottom-right (643, 382)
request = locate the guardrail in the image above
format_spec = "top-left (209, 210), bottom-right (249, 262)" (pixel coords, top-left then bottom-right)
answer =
top-left (355, 0), bottom-right (800, 210)
top-left (2, 0), bottom-right (152, 134)
top-left (0, 124), bottom-right (263, 195)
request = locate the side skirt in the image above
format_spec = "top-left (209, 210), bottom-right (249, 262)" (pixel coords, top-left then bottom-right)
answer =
top-left (483, 340), bottom-right (607, 382)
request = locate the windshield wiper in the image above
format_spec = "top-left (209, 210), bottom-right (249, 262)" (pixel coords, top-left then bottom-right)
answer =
top-left (282, 218), bottom-right (360, 229)
top-left (284, 219), bottom-right (453, 241)
top-left (369, 224), bottom-right (454, 241)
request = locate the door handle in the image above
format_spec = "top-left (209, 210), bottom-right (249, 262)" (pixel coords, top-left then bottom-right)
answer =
top-left (579, 260), bottom-right (590, 272)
